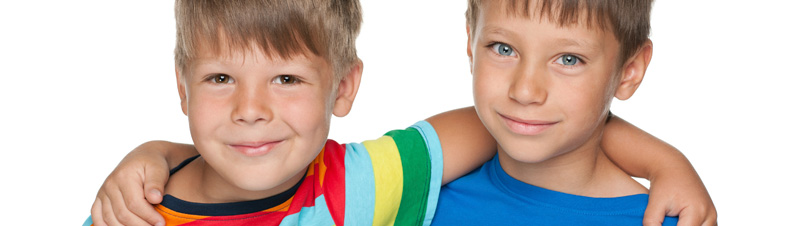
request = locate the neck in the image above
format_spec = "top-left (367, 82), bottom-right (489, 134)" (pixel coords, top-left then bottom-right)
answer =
top-left (498, 126), bottom-right (647, 197)
top-left (165, 157), bottom-right (306, 203)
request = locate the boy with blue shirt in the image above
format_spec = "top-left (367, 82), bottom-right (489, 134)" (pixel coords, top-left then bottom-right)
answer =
top-left (432, 0), bottom-right (698, 225)
top-left (86, 0), bottom-right (715, 225)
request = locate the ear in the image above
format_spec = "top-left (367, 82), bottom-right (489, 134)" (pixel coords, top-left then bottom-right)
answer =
top-left (175, 65), bottom-right (188, 116)
top-left (466, 25), bottom-right (474, 74)
top-left (332, 59), bottom-right (363, 117)
top-left (614, 40), bottom-right (653, 100)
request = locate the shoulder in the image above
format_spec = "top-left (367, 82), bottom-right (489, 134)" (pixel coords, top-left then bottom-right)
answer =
top-left (437, 158), bottom-right (501, 205)
top-left (323, 121), bottom-right (445, 226)
top-left (335, 121), bottom-right (442, 168)
top-left (588, 157), bottom-right (649, 197)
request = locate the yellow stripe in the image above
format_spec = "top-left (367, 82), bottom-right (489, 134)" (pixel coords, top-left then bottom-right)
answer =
top-left (363, 136), bottom-right (404, 226)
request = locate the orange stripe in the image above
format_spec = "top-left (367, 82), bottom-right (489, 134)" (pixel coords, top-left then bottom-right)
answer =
top-left (318, 148), bottom-right (328, 187)
top-left (156, 205), bottom-right (210, 224)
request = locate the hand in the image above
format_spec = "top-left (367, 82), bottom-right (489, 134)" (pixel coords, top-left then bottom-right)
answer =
top-left (90, 141), bottom-right (172, 226)
top-left (643, 168), bottom-right (717, 226)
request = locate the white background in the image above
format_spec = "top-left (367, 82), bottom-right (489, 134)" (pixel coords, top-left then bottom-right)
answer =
top-left (1, 1), bottom-right (790, 225)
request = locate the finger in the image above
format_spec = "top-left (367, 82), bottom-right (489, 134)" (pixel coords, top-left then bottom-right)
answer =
top-left (117, 171), bottom-right (165, 226)
top-left (703, 217), bottom-right (717, 226)
top-left (91, 197), bottom-right (108, 226)
top-left (100, 194), bottom-right (124, 226)
top-left (703, 204), bottom-right (718, 226)
top-left (126, 193), bottom-right (165, 226)
top-left (676, 208), bottom-right (705, 226)
top-left (704, 209), bottom-right (718, 226)
top-left (143, 163), bottom-right (169, 205)
top-left (642, 195), bottom-right (669, 226)
top-left (109, 186), bottom-right (153, 226)
top-left (127, 188), bottom-right (165, 226)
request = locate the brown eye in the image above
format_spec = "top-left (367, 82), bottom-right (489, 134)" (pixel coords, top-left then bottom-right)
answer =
top-left (274, 75), bottom-right (299, 84)
top-left (213, 74), bottom-right (230, 84)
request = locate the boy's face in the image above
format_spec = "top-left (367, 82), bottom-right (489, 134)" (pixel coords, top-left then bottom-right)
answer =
top-left (176, 44), bottom-right (361, 193)
top-left (469, 2), bottom-right (642, 164)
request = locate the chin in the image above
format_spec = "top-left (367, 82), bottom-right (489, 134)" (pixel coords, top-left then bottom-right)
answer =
top-left (505, 151), bottom-right (555, 164)
top-left (500, 142), bottom-right (560, 164)
top-left (231, 175), bottom-right (285, 191)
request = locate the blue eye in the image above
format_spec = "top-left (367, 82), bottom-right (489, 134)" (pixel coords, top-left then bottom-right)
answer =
top-left (556, 54), bottom-right (580, 66)
top-left (492, 43), bottom-right (516, 56)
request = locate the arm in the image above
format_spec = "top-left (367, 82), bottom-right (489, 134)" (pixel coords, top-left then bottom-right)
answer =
top-left (92, 108), bottom-right (716, 226)
top-left (426, 106), bottom-right (496, 185)
top-left (88, 107), bottom-right (488, 225)
top-left (428, 108), bottom-right (717, 225)
top-left (90, 141), bottom-right (197, 226)
top-left (602, 115), bottom-right (717, 226)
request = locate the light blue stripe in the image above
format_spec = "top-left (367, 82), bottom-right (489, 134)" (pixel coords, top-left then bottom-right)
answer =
top-left (410, 121), bottom-right (444, 226)
top-left (342, 142), bottom-right (376, 225)
top-left (82, 216), bottom-right (92, 226)
top-left (280, 194), bottom-right (334, 225)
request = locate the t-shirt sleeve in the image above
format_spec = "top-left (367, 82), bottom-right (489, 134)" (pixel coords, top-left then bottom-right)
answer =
top-left (82, 216), bottom-right (93, 226)
top-left (342, 121), bottom-right (443, 226)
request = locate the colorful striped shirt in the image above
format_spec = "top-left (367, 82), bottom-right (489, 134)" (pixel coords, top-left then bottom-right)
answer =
top-left (83, 121), bottom-right (443, 226)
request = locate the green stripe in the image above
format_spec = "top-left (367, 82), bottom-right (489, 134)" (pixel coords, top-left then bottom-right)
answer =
top-left (386, 128), bottom-right (431, 226)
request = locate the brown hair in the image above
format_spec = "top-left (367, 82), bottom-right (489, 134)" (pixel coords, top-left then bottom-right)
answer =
top-left (174, 0), bottom-right (362, 79)
top-left (466, 0), bottom-right (653, 67)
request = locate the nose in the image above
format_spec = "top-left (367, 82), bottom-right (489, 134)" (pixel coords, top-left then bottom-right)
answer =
top-left (231, 84), bottom-right (272, 125)
top-left (508, 62), bottom-right (548, 106)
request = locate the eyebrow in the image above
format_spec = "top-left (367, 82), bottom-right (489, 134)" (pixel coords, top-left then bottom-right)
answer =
top-left (479, 26), bottom-right (518, 40)
top-left (480, 26), bottom-right (599, 47)
top-left (551, 38), bottom-right (601, 52)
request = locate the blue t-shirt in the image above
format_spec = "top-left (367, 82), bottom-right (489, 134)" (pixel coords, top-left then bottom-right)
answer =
top-left (432, 155), bottom-right (678, 225)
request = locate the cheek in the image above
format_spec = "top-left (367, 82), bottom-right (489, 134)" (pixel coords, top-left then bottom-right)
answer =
top-left (187, 90), bottom-right (228, 128)
top-left (472, 66), bottom-right (512, 133)
top-left (277, 88), bottom-right (333, 136)
top-left (558, 75), bottom-right (613, 125)
top-left (472, 74), bottom-right (494, 120)
top-left (472, 64), bottom-right (506, 105)
top-left (471, 56), bottom-right (488, 102)
top-left (187, 100), bottom-right (229, 151)
top-left (279, 90), bottom-right (333, 164)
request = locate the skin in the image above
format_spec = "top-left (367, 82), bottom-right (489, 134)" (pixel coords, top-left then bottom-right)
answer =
top-left (167, 42), bottom-right (364, 203)
top-left (469, 0), bottom-right (652, 204)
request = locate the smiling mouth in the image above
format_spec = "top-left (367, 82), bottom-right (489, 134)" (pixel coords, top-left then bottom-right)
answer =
top-left (229, 140), bottom-right (283, 157)
top-left (498, 113), bottom-right (558, 136)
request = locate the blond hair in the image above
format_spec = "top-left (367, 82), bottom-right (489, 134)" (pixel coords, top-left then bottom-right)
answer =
top-left (174, 0), bottom-right (362, 79)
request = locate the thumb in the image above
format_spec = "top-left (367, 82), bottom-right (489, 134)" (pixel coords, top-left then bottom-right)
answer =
top-left (143, 164), bottom-right (169, 205)
top-left (643, 195), bottom-right (668, 226)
